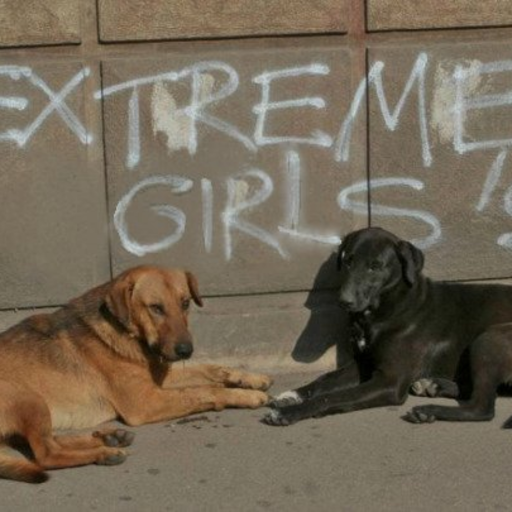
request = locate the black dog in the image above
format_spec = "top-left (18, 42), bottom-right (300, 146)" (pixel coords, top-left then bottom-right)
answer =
top-left (263, 227), bottom-right (512, 426)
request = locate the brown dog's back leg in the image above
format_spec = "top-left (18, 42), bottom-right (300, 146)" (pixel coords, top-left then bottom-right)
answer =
top-left (25, 419), bottom-right (128, 470)
top-left (0, 381), bottom-right (48, 483)
top-left (0, 449), bottom-right (48, 484)
top-left (0, 383), bottom-right (128, 476)
top-left (55, 429), bottom-right (135, 450)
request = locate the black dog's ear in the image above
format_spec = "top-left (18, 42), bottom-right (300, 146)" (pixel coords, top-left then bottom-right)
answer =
top-left (336, 232), bottom-right (355, 270)
top-left (396, 241), bottom-right (424, 286)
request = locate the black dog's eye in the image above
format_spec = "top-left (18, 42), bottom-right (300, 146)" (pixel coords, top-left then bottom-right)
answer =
top-left (149, 304), bottom-right (165, 316)
top-left (369, 261), bottom-right (383, 272)
top-left (182, 298), bottom-right (191, 311)
top-left (344, 256), bottom-right (354, 268)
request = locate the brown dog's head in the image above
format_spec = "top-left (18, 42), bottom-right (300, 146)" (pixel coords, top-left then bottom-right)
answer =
top-left (105, 266), bottom-right (203, 362)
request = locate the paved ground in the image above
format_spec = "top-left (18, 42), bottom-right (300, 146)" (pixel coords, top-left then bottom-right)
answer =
top-left (2, 371), bottom-right (512, 512)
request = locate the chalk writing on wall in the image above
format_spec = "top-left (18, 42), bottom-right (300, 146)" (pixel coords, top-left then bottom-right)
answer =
top-left (1, 53), bottom-right (512, 260)
top-left (0, 65), bottom-right (92, 147)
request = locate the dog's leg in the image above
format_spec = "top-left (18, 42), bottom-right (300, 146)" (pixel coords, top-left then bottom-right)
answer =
top-left (20, 394), bottom-right (127, 468)
top-left (119, 386), bottom-right (270, 426)
top-left (55, 429), bottom-right (135, 450)
top-left (26, 419), bottom-right (128, 470)
top-left (264, 375), bottom-right (406, 426)
top-left (0, 382), bottom-right (49, 483)
top-left (404, 400), bottom-right (495, 424)
top-left (271, 361), bottom-right (361, 408)
top-left (163, 364), bottom-right (272, 391)
top-left (0, 384), bottom-right (127, 477)
top-left (405, 331), bottom-right (505, 424)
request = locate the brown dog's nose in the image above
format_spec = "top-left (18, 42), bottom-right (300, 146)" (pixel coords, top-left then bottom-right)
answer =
top-left (175, 342), bottom-right (193, 360)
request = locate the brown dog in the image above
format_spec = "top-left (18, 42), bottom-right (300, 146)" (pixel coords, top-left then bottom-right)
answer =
top-left (0, 266), bottom-right (272, 483)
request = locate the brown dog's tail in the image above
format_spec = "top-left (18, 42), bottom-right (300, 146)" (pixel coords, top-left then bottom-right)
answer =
top-left (0, 452), bottom-right (48, 483)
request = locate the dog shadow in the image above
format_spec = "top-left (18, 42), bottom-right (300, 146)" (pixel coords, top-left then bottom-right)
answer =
top-left (291, 252), bottom-right (353, 368)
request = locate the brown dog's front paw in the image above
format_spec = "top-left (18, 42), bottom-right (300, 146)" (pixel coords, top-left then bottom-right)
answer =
top-left (246, 373), bottom-right (273, 391)
top-left (226, 389), bottom-right (270, 409)
top-left (225, 370), bottom-right (273, 391)
top-left (212, 388), bottom-right (270, 410)
top-left (247, 390), bottom-right (271, 408)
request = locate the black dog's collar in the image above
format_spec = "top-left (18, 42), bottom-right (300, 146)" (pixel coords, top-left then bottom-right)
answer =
top-left (350, 311), bottom-right (372, 352)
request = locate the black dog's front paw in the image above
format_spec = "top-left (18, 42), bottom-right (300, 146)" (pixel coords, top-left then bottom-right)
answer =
top-left (268, 390), bottom-right (304, 409)
top-left (262, 403), bottom-right (311, 426)
top-left (403, 405), bottom-right (438, 424)
top-left (262, 399), bottom-right (322, 426)
top-left (262, 408), bottom-right (294, 426)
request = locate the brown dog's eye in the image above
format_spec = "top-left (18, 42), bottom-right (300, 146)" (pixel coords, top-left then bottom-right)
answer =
top-left (149, 304), bottom-right (165, 316)
top-left (182, 298), bottom-right (190, 311)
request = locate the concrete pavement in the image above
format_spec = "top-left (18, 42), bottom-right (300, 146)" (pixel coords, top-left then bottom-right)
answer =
top-left (2, 371), bottom-right (512, 512)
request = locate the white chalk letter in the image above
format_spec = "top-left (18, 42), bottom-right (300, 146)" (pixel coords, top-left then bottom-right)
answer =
top-left (497, 179), bottom-right (512, 249)
top-left (253, 64), bottom-right (332, 147)
top-left (454, 60), bottom-right (512, 154)
top-left (335, 53), bottom-right (431, 167)
top-left (201, 178), bottom-right (213, 253)
top-left (278, 150), bottom-right (341, 245)
top-left (476, 149), bottom-right (508, 211)
top-left (185, 61), bottom-right (256, 154)
top-left (223, 169), bottom-right (287, 260)
top-left (114, 175), bottom-right (194, 257)
top-left (126, 88), bottom-right (141, 169)
top-left (337, 177), bottom-right (441, 249)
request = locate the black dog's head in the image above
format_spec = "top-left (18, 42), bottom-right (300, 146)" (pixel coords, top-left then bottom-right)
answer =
top-left (336, 227), bottom-right (424, 313)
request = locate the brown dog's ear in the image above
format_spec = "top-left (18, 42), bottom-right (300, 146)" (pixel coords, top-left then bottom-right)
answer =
top-left (396, 241), bottom-right (424, 286)
top-left (185, 271), bottom-right (204, 307)
top-left (105, 274), bottom-right (135, 328)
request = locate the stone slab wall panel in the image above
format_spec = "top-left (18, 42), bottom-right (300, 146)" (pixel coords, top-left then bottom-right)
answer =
top-left (98, 0), bottom-right (348, 42)
top-left (367, 0), bottom-right (512, 32)
top-left (0, 0), bottom-right (81, 47)
top-left (101, 42), bottom-right (366, 295)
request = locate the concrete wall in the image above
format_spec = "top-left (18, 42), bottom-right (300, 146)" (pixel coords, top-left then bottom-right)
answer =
top-left (1, 1), bottom-right (512, 370)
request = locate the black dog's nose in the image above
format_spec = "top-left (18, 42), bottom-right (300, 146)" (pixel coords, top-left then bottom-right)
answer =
top-left (175, 342), bottom-right (193, 360)
top-left (338, 297), bottom-right (355, 310)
